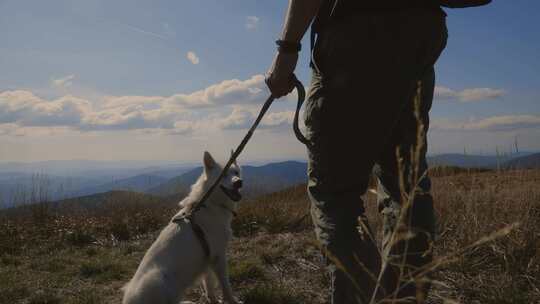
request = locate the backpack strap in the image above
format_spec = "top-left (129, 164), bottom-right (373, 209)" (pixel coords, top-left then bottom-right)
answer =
top-left (309, 0), bottom-right (338, 68)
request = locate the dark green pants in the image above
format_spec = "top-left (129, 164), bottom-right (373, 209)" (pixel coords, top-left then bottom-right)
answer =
top-left (305, 8), bottom-right (447, 304)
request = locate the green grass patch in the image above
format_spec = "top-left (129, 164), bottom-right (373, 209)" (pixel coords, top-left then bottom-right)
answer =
top-left (1, 255), bottom-right (22, 266)
top-left (79, 259), bottom-right (126, 282)
top-left (27, 290), bottom-right (61, 304)
top-left (30, 256), bottom-right (70, 273)
top-left (229, 258), bottom-right (266, 283)
top-left (242, 283), bottom-right (305, 304)
top-left (65, 288), bottom-right (104, 304)
top-left (64, 229), bottom-right (96, 247)
top-left (0, 285), bottom-right (30, 304)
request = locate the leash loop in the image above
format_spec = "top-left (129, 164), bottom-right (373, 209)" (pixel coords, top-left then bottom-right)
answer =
top-left (292, 77), bottom-right (310, 146)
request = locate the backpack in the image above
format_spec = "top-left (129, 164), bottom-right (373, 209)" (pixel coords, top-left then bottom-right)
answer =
top-left (439, 0), bottom-right (492, 8)
top-left (310, 0), bottom-right (492, 67)
top-left (315, 0), bottom-right (492, 23)
top-left (312, 0), bottom-right (492, 34)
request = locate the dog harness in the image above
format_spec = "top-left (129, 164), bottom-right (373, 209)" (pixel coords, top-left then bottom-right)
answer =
top-left (171, 212), bottom-right (211, 257)
top-left (171, 189), bottom-right (238, 258)
top-left (181, 216), bottom-right (211, 257)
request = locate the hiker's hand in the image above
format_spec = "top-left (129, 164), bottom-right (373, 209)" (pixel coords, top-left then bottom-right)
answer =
top-left (265, 51), bottom-right (298, 98)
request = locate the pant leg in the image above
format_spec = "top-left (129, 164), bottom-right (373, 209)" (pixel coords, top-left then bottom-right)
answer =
top-left (375, 68), bottom-right (438, 303)
top-left (306, 69), bottom-right (382, 304)
top-left (306, 8), bottom-right (447, 304)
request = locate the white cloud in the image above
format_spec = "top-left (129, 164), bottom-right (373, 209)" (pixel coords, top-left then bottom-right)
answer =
top-left (168, 121), bottom-right (194, 135)
top-left (0, 90), bottom-right (90, 127)
top-left (433, 86), bottom-right (455, 99)
top-left (219, 108), bottom-right (254, 130)
top-left (0, 75), bottom-right (279, 136)
top-left (121, 23), bottom-right (168, 41)
top-left (432, 115), bottom-right (540, 132)
top-left (261, 111), bottom-right (295, 129)
top-left (8, 77), bottom-right (521, 139)
top-left (219, 108), bottom-right (295, 131)
top-left (435, 86), bottom-right (505, 102)
top-left (0, 90), bottom-right (180, 133)
top-left (245, 16), bottom-right (260, 30)
top-left (52, 74), bottom-right (75, 88)
top-left (0, 123), bottom-right (18, 136)
top-left (164, 74), bottom-right (267, 108)
top-left (186, 51), bottom-right (200, 65)
top-left (458, 88), bottom-right (506, 102)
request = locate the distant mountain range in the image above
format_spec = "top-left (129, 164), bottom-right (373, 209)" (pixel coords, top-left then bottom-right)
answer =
top-left (148, 161), bottom-right (308, 198)
top-left (502, 153), bottom-right (540, 169)
top-left (427, 152), bottom-right (536, 169)
top-left (0, 160), bottom-right (308, 208)
top-left (71, 174), bottom-right (168, 197)
top-left (2, 153), bottom-right (539, 209)
top-left (0, 162), bottom-right (195, 207)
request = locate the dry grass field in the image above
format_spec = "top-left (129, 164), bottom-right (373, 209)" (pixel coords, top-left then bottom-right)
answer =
top-left (0, 169), bottom-right (539, 304)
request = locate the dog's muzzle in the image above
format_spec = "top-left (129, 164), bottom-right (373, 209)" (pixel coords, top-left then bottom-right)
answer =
top-left (220, 181), bottom-right (242, 202)
top-left (232, 179), bottom-right (242, 189)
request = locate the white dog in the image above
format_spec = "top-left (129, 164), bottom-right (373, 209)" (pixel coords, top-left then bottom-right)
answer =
top-left (123, 151), bottom-right (242, 304)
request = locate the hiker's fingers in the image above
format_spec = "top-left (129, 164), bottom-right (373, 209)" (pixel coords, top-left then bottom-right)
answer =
top-left (265, 73), bottom-right (295, 98)
top-left (266, 52), bottom-right (298, 98)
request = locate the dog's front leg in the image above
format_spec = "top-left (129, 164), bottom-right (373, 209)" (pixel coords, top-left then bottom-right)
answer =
top-left (212, 255), bottom-right (240, 304)
top-left (202, 271), bottom-right (219, 304)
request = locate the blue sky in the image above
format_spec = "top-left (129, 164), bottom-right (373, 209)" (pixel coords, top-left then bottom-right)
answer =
top-left (0, 0), bottom-right (539, 162)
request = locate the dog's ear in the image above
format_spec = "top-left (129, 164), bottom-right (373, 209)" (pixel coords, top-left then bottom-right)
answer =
top-left (203, 151), bottom-right (216, 170)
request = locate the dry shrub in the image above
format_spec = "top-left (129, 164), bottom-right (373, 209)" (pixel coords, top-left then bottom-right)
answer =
top-left (233, 184), bottom-right (311, 236)
top-left (431, 170), bottom-right (540, 303)
top-left (229, 257), bottom-right (266, 283)
top-left (0, 191), bottom-right (177, 253)
top-left (428, 165), bottom-right (491, 178)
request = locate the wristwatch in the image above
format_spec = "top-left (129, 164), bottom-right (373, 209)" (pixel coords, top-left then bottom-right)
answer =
top-left (276, 40), bottom-right (302, 53)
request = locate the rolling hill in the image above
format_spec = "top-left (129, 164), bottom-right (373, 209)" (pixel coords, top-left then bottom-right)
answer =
top-left (148, 161), bottom-right (308, 198)
top-left (427, 152), bottom-right (534, 169)
top-left (0, 190), bottom-right (168, 218)
top-left (0, 163), bottom-right (195, 208)
top-left (502, 152), bottom-right (540, 169)
top-left (71, 174), bottom-right (168, 197)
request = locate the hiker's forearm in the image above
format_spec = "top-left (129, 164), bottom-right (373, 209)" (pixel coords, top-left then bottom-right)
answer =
top-left (265, 0), bottom-right (322, 97)
top-left (280, 0), bottom-right (323, 43)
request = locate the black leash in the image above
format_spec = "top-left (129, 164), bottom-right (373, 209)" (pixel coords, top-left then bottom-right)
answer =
top-left (178, 76), bottom-right (308, 218)
top-left (172, 77), bottom-right (307, 258)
